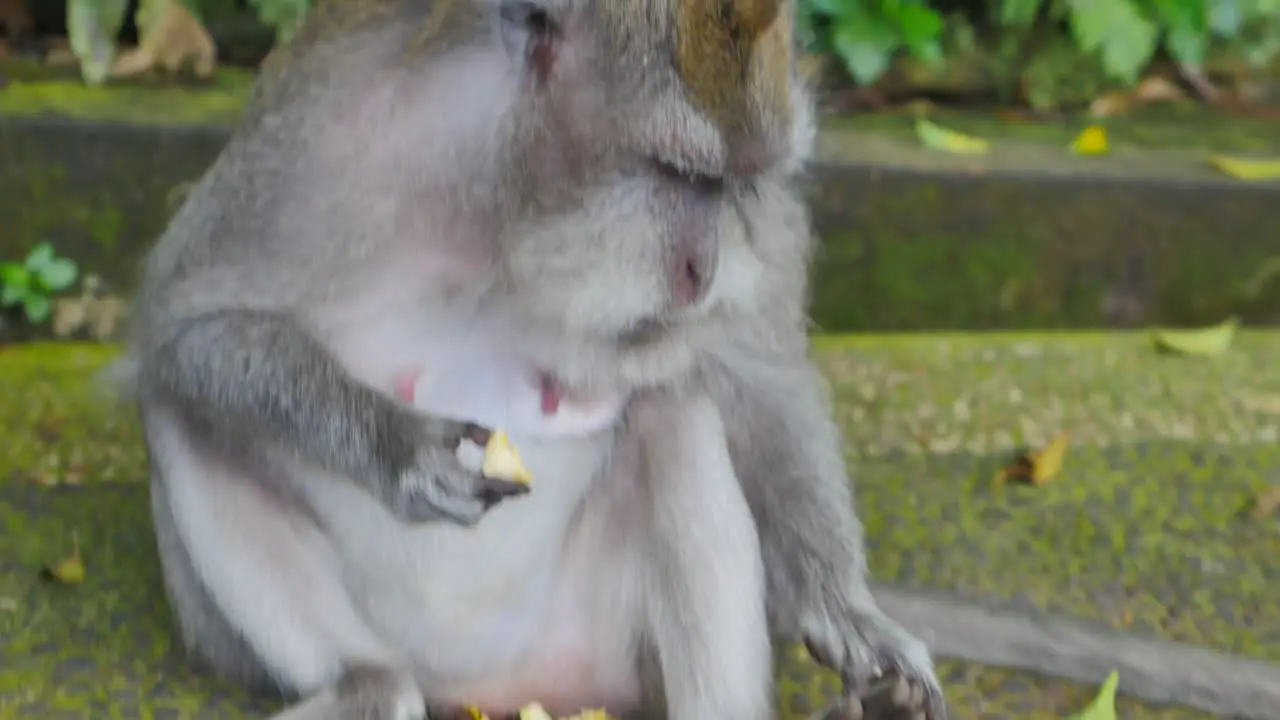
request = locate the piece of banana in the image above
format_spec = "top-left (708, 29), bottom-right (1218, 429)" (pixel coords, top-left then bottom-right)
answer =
top-left (481, 429), bottom-right (533, 486)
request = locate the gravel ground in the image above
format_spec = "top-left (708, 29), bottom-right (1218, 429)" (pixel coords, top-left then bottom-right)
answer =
top-left (2, 336), bottom-right (1276, 718)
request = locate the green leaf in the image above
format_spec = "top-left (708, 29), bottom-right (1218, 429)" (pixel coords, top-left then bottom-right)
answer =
top-left (1152, 316), bottom-right (1241, 357)
top-left (805, 0), bottom-right (848, 17)
top-left (66, 0), bottom-right (129, 86)
top-left (1067, 0), bottom-right (1159, 83)
top-left (1149, 0), bottom-right (1208, 65)
top-left (893, 4), bottom-right (944, 58)
top-left (1, 280), bottom-right (26, 306)
top-left (0, 261), bottom-right (29, 290)
top-left (1209, 0), bottom-right (1243, 35)
top-left (37, 258), bottom-right (79, 292)
top-left (1066, 670), bottom-right (1119, 720)
top-left (24, 242), bottom-right (54, 270)
top-left (914, 117), bottom-right (991, 154)
top-left (1000, 0), bottom-right (1045, 26)
top-left (23, 294), bottom-right (51, 325)
top-left (833, 12), bottom-right (900, 86)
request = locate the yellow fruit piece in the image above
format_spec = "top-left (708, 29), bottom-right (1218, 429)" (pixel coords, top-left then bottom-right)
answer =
top-left (1070, 125), bottom-right (1109, 155)
top-left (1208, 154), bottom-right (1280, 181)
top-left (1067, 670), bottom-right (1120, 720)
top-left (914, 117), bottom-right (989, 155)
top-left (518, 704), bottom-right (554, 720)
top-left (482, 429), bottom-right (533, 485)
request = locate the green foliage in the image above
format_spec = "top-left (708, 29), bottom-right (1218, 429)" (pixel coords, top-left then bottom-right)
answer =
top-left (801, 0), bottom-right (1280, 104)
top-left (804, 0), bottom-right (946, 85)
top-left (0, 243), bottom-right (80, 326)
top-left (247, 0), bottom-right (312, 42)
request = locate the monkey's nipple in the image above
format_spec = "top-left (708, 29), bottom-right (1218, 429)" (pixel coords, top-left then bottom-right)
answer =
top-left (538, 373), bottom-right (563, 416)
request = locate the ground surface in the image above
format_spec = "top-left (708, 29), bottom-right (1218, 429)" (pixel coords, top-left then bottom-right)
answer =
top-left (3, 334), bottom-right (1277, 718)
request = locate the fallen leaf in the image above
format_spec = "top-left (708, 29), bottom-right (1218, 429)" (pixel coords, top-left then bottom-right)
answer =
top-left (42, 532), bottom-right (86, 585)
top-left (914, 117), bottom-right (989, 155)
top-left (110, 0), bottom-right (217, 80)
top-left (1031, 432), bottom-right (1069, 484)
top-left (994, 432), bottom-right (1069, 486)
top-left (1067, 670), bottom-right (1119, 720)
top-left (1207, 154), bottom-right (1280, 181)
top-left (0, 597), bottom-right (15, 612)
top-left (1152, 316), bottom-right (1240, 357)
top-left (1133, 76), bottom-right (1186, 104)
top-left (1070, 125), bottom-right (1109, 156)
top-left (1088, 92), bottom-right (1131, 118)
top-left (1248, 486), bottom-right (1280, 519)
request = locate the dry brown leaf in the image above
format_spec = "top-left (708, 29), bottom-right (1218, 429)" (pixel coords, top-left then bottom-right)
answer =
top-left (1249, 486), bottom-right (1280, 519)
top-left (110, 0), bottom-right (216, 80)
top-left (0, 0), bottom-right (33, 38)
top-left (1133, 76), bottom-right (1186, 104)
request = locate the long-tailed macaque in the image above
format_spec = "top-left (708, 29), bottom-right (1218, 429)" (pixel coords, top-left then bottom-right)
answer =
top-left (122, 1), bottom-right (949, 718)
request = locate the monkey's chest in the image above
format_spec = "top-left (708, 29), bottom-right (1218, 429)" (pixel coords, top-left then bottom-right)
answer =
top-left (399, 329), bottom-right (628, 439)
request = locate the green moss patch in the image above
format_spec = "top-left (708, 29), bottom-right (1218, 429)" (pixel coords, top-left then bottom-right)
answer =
top-left (0, 58), bottom-right (253, 126)
top-left (0, 343), bottom-right (144, 487)
top-left (812, 331), bottom-right (1280, 663)
top-left (1, 335), bottom-right (1277, 716)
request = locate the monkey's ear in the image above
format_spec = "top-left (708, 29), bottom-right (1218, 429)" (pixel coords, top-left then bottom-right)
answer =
top-left (498, 0), bottom-right (560, 80)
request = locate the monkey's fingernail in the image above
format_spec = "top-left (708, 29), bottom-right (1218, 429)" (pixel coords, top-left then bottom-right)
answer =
top-left (909, 681), bottom-right (925, 707)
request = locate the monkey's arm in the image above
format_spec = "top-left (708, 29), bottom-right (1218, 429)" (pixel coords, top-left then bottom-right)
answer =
top-left (702, 340), bottom-right (947, 717)
top-left (136, 308), bottom-right (523, 524)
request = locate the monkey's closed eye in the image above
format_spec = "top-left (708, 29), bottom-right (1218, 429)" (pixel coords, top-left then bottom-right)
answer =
top-left (500, 0), bottom-right (558, 37)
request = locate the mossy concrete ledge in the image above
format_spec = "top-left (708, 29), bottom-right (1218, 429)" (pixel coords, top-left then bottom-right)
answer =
top-left (3, 85), bottom-right (1279, 331)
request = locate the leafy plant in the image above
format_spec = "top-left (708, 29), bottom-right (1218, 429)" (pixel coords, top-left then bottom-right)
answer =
top-left (247, 0), bottom-right (311, 42)
top-left (803, 0), bottom-right (946, 86)
top-left (0, 243), bottom-right (80, 326)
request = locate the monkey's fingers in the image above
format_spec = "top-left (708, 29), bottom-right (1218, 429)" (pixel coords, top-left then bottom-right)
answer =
top-left (388, 448), bottom-right (527, 526)
top-left (419, 415), bottom-right (493, 450)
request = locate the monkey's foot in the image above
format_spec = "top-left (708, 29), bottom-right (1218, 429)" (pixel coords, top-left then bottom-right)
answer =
top-left (813, 673), bottom-right (938, 720)
top-left (801, 607), bottom-right (948, 720)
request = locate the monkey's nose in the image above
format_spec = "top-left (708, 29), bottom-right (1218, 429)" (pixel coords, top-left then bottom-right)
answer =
top-left (668, 235), bottom-right (718, 308)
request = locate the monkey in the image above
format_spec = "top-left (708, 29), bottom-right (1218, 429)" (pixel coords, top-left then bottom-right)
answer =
top-left (120, 0), bottom-right (949, 719)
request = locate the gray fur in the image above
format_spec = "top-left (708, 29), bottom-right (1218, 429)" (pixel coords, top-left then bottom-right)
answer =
top-left (124, 1), bottom-right (947, 719)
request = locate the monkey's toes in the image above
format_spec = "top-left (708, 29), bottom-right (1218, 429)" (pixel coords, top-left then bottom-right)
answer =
top-left (844, 672), bottom-right (939, 720)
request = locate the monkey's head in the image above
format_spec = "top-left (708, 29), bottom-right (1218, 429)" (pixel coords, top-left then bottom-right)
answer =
top-left (278, 0), bottom-right (815, 384)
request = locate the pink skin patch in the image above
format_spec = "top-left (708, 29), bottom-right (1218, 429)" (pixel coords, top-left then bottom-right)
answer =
top-left (538, 373), bottom-right (562, 416)
top-left (395, 368), bottom-right (564, 417)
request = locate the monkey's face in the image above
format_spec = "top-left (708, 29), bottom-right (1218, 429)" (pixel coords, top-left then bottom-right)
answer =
top-left (482, 0), bottom-right (814, 365)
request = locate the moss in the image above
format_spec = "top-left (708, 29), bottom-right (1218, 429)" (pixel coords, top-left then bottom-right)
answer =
top-left (824, 103), bottom-right (1280, 156)
top-left (0, 58), bottom-right (252, 127)
top-left (1, 336), bottom-right (1276, 716)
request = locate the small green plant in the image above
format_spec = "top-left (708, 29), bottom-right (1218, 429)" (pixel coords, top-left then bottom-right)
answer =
top-left (1, 243), bottom-right (81, 326)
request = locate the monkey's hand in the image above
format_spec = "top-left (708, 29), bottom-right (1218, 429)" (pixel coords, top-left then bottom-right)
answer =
top-left (802, 603), bottom-right (948, 720)
top-left (379, 416), bottom-right (531, 526)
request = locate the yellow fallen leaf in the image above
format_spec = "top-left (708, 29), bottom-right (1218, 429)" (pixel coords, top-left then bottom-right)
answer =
top-left (1070, 125), bottom-right (1109, 156)
top-left (1031, 432), bottom-right (1069, 485)
top-left (482, 429), bottom-right (533, 486)
top-left (1152, 316), bottom-right (1240, 357)
top-left (994, 432), bottom-right (1069, 486)
top-left (914, 117), bottom-right (989, 155)
top-left (463, 706), bottom-right (487, 720)
top-left (42, 532), bottom-right (85, 585)
top-left (1066, 670), bottom-right (1119, 720)
top-left (1208, 154), bottom-right (1280, 181)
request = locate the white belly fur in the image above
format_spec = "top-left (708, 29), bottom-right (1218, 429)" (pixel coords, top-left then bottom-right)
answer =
top-left (301, 307), bottom-right (636, 711)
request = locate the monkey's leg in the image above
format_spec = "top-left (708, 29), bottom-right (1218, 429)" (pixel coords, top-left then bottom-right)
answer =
top-left (705, 356), bottom-right (948, 720)
top-left (143, 404), bottom-right (426, 720)
top-left (628, 390), bottom-right (773, 720)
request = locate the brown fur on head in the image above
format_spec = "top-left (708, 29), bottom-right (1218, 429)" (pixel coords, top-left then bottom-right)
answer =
top-left (254, 0), bottom-right (815, 388)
